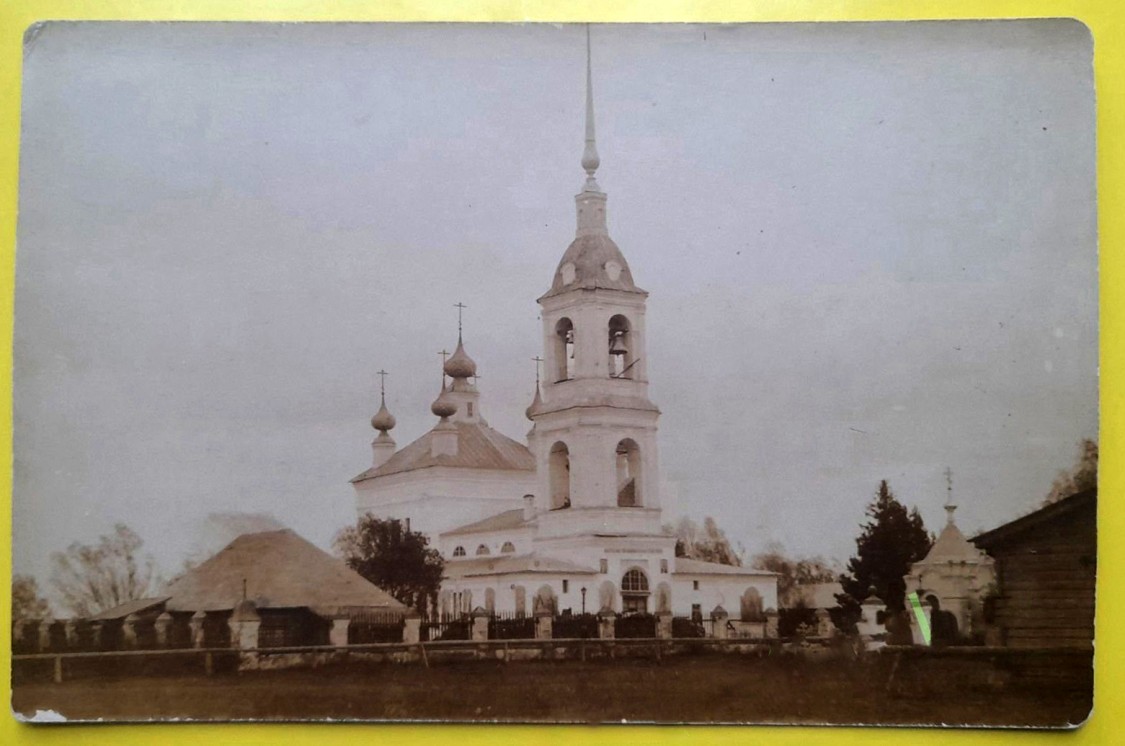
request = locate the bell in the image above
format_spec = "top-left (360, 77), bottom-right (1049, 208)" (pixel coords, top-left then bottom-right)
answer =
top-left (609, 334), bottom-right (627, 356)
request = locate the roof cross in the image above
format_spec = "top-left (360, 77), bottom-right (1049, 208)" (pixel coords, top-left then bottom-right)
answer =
top-left (532, 355), bottom-right (544, 386)
top-left (454, 302), bottom-right (467, 341)
top-left (376, 369), bottom-right (389, 402)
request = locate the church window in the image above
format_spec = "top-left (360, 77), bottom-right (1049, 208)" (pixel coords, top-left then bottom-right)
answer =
top-left (608, 314), bottom-right (634, 379)
top-left (453, 546), bottom-right (466, 557)
top-left (485, 588), bottom-right (496, 614)
top-left (616, 439), bottom-right (641, 507)
top-left (600, 558), bottom-right (608, 574)
top-left (476, 544), bottom-right (490, 556)
top-left (693, 580), bottom-right (700, 591)
top-left (660, 559), bottom-right (668, 574)
top-left (501, 541), bottom-right (516, 554)
top-left (549, 441), bottom-right (571, 510)
top-left (554, 318), bottom-right (575, 381)
top-left (563, 579), bottom-right (569, 594)
top-left (467, 402), bottom-right (473, 417)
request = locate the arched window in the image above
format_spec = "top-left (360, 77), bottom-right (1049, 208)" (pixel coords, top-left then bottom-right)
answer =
top-left (501, 541), bottom-right (516, 554)
top-left (621, 568), bottom-right (649, 614)
top-left (549, 441), bottom-right (571, 510)
top-left (513, 585), bottom-right (527, 617)
top-left (476, 544), bottom-right (490, 556)
top-left (554, 318), bottom-right (575, 381)
top-left (608, 314), bottom-right (634, 378)
top-left (740, 587), bottom-right (764, 622)
top-left (616, 439), bottom-right (641, 507)
top-left (485, 588), bottom-right (496, 614)
top-left (452, 546), bottom-right (466, 557)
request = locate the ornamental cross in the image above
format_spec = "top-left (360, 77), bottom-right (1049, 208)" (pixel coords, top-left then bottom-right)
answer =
top-left (532, 355), bottom-right (544, 385)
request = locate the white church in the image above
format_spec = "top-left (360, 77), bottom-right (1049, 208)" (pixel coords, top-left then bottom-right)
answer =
top-left (351, 36), bottom-right (778, 625)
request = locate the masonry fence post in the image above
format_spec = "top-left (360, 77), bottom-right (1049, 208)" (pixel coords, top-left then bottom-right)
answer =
top-left (122, 613), bottom-right (140, 650)
top-left (64, 619), bottom-right (80, 650)
top-left (189, 610), bottom-right (207, 649)
top-left (471, 607), bottom-right (490, 642)
top-left (815, 608), bottom-right (835, 638)
top-left (657, 611), bottom-right (673, 640)
top-left (765, 608), bottom-right (779, 639)
top-left (329, 615), bottom-right (351, 648)
top-left (597, 607), bottom-right (616, 641)
top-left (535, 609), bottom-right (553, 640)
top-left (37, 618), bottom-right (54, 653)
top-left (229, 599), bottom-right (261, 671)
top-left (403, 610), bottom-right (421, 644)
top-left (711, 606), bottom-right (730, 640)
top-left (154, 611), bottom-right (173, 648)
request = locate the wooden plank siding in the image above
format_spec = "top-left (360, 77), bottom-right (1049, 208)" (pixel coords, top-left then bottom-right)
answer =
top-left (973, 490), bottom-right (1095, 650)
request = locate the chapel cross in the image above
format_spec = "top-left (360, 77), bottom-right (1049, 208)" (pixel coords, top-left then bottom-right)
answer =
top-left (532, 355), bottom-right (544, 386)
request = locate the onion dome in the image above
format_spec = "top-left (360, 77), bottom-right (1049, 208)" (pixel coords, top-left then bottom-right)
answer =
top-left (525, 385), bottom-right (543, 420)
top-left (444, 340), bottom-right (477, 380)
top-left (371, 400), bottom-right (396, 432)
top-left (431, 388), bottom-right (457, 419)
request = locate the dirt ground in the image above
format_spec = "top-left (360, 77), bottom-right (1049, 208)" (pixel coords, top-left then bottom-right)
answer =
top-left (10, 653), bottom-right (1093, 727)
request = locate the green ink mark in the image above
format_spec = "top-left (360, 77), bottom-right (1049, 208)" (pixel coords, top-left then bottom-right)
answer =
top-left (908, 591), bottom-right (931, 645)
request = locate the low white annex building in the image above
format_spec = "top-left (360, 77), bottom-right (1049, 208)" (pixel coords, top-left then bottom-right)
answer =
top-left (351, 36), bottom-right (777, 624)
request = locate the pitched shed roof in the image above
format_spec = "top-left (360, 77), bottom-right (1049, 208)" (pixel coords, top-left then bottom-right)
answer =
top-left (442, 509), bottom-right (530, 537)
top-left (89, 597), bottom-right (170, 621)
top-left (351, 421), bottom-right (535, 482)
top-left (972, 488), bottom-right (1096, 550)
top-left (160, 529), bottom-right (404, 615)
top-left (673, 558), bottom-right (778, 577)
top-left (444, 554), bottom-right (598, 579)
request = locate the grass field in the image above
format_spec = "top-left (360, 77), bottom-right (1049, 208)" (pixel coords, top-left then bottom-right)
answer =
top-left (11, 653), bottom-right (1092, 726)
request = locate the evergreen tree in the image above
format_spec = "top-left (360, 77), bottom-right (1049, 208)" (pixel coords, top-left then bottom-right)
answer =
top-left (334, 516), bottom-right (445, 614)
top-left (836, 480), bottom-right (932, 629)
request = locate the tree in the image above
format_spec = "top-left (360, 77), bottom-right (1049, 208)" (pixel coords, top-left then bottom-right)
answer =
top-left (665, 515), bottom-right (743, 566)
top-left (1044, 438), bottom-right (1097, 505)
top-left (750, 542), bottom-right (839, 608)
top-left (334, 515), bottom-right (445, 613)
top-left (837, 480), bottom-right (932, 629)
top-left (12, 574), bottom-right (50, 622)
top-left (49, 524), bottom-right (161, 617)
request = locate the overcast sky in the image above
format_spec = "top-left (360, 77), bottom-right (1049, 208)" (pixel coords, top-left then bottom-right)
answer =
top-left (13, 21), bottom-right (1096, 597)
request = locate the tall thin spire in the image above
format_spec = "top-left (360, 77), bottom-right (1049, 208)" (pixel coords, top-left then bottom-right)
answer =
top-left (581, 24), bottom-right (601, 191)
top-left (944, 466), bottom-right (957, 526)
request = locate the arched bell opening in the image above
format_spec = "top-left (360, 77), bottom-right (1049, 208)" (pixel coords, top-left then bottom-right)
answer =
top-left (550, 441), bottom-right (572, 510)
top-left (615, 438), bottom-right (642, 507)
top-left (608, 314), bottom-right (634, 379)
top-left (554, 317), bottom-right (576, 381)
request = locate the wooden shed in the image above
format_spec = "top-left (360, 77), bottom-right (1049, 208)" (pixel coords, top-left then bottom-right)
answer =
top-left (971, 489), bottom-right (1095, 649)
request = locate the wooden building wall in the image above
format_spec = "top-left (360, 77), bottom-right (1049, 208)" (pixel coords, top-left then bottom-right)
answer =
top-left (986, 498), bottom-right (1095, 649)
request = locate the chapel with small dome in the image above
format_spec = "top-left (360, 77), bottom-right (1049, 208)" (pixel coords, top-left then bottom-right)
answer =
top-left (350, 31), bottom-right (777, 622)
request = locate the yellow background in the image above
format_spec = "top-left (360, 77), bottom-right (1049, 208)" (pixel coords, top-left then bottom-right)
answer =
top-left (0, 1), bottom-right (1119, 743)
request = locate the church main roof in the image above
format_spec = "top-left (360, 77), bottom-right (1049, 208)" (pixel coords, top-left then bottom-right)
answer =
top-left (351, 420), bottom-right (535, 482)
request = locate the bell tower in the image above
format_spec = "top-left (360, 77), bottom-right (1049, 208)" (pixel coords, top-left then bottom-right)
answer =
top-left (527, 28), bottom-right (662, 540)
